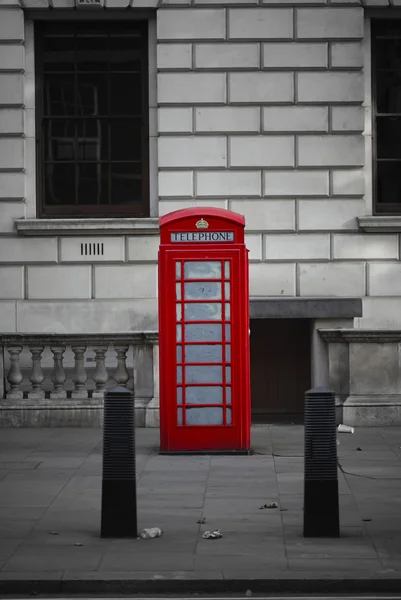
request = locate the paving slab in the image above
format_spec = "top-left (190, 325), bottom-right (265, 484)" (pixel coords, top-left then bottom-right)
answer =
top-left (0, 425), bottom-right (401, 594)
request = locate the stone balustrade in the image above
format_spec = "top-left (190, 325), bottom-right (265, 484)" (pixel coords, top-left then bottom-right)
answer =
top-left (0, 332), bottom-right (159, 427)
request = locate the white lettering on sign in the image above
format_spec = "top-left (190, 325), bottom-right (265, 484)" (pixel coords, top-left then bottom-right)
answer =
top-left (171, 231), bottom-right (235, 243)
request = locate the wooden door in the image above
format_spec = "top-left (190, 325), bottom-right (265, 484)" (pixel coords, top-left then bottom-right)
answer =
top-left (250, 319), bottom-right (311, 423)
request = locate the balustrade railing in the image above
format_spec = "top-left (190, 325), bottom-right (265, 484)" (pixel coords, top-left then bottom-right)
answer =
top-left (0, 333), bottom-right (158, 403)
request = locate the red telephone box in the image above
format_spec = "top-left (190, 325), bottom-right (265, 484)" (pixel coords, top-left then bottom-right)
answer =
top-left (158, 207), bottom-right (250, 454)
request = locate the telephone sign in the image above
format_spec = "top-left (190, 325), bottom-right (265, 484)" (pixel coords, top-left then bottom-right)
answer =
top-left (158, 207), bottom-right (251, 454)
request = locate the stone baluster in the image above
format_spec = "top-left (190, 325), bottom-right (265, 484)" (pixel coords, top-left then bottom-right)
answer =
top-left (6, 346), bottom-right (23, 400)
top-left (50, 346), bottom-right (67, 399)
top-left (92, 345), bottom-right (108, 399)
top-left (28, 346), bottom-right (45, 400)
top-left (146, 336), bottom-right (160, 428)
top-left (71, 345), bottom-right (88, 399)
top-left (114, 344), bottom-right (129, 386)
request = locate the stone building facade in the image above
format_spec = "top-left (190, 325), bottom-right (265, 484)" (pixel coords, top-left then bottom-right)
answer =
top-left (0, 0), bottom-right (401, 427)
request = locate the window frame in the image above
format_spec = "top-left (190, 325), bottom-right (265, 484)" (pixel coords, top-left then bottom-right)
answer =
top-left (371, 18), bottom-right (401, 215)
top-left (34, 19), bottom-right (150, 219)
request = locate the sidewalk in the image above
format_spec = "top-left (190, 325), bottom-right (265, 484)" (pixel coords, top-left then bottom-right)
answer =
top-left (1, 425), bottom-right (401, 594)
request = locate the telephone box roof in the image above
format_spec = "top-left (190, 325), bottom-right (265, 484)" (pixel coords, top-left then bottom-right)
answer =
top-left (159, 207), bottom-right (245, 228)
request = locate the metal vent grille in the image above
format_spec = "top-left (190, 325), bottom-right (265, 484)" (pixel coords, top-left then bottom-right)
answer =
top-left (81, 242), bottom-right (104, 257)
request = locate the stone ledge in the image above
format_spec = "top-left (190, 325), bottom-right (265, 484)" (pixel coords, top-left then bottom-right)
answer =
top-left (318, 328), bottom-right (401, 343)
top-left (357, 215), bottom-right (401, 233)
top-left (0, 331), bottom-right (159, 344)
top-left (14, 218), bottom-right (160, 236)
top-left (250, 297), bottom-right (362, 319)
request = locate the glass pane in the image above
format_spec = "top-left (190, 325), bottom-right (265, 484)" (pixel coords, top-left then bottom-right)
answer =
top-left (177, 387), bottom-right (182, 405)
top-left (225, 324), bottom-right (231, 341)
top-left (78, 163), bottom-right (109, 205)
top-left (176, 304), bottom-right (182, 321)
top-left (186, 386), bottom-right (223, 405)
top-left (177, 407), bottom-right (183, 425)
top-left (376, 162), bottom-right (401, 205)
top-left (45, 163), bottom-right (75, 206)
top-left (43, 35), bottom-right (74, 72)
top-left (185, 344), bottom-right (222, 363)
top-left (224, 282), bottom-right (230, 300)
top-left (176, 262), bottom-right (181, 280)
top-left (77, 74), bottom-right (109, 116)
top-left (184, 282), bottom-right (221, 300)
top-left (225, 303), bottom-right (231, 320)
top-left (226, 407), bottom-right (232, 425)
top-left (176, 346), bottom-right (182, 363)
top-left (176, 283), bottom-right (181, 300)
top-left (184, 261), bottom-right (221, 280)
top-left (226, 345), bottom-right (231, 362)
top-left (185, 323), bottom-right (222, 342)
top-left (44, 120), bottom-right (109, 162)
top-left (224, 261), bottom-right (230, 279)
top-left (110, 120), bottom-right (142, 161)
top-left (176, 324), bottom-right (182, 342)
top-left (375, 38), bottom-right (401, 70)
top-left (77, 120), bottom-right (109, 160)
top-left (110, 35), bottom-right (142, 71)
top-left (110, 73), bottom-right (142, 115)
top-left (376, 71), bottom-right (401, 113)
top-left (226, 366), bottom-right (231, 384)
top-left (44, 76), bottom-right (75, 116)
top-left (377, 117), bottom-right (401, 159)
top-left (75, 34), bottom-right (108, 72)
top-left (186, 407), bottom-right (223, 425)
top-left (110, 163), bottom-right (141, 204)
top-left (185, 365), bottom-right (222, 384)
top-left (184, 303), bottom-right (222, 321)
top-left (177, 366), bottom-right (182, 384)
top-left (226, 387), bottom-right (232, 404)
top-left (44, 120), bottom-right (75, 161)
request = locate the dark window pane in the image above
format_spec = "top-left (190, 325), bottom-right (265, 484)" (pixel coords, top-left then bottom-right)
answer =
top-left (78, 163), bottom-right (109, 205)
top-left (44, 120), bottom-right (75, 161)
top-left (45, 164), bottom-right (75, 205)
top-left (376, 38), bottom-right (401, 70)
top-left (110, 35), bottom-right (142, 71)
top-left (77, 74), bottom-right (108, 116)
top-left (377, 117), bottom-right (401, 159)
top-left (110, 163), bottom-right (141, 204)
top-left (75, 34), bottom-right (108, 72)
top-left (376, 70), bottom-right (401, 113)
top-left (110, 74), bottom-right (142, 115)
top-left (110, 120), bottom-right (142, 161)
top-left (44, 76), bottom-right (75, 116)
top-left (77, 120), bottom-right (109, 161)
top-left (43, 35), bottom-right (74, 72)
top-left (44, 120), bottom-right (109, 162)
top-left (377, 162), bottom-right (401, 205)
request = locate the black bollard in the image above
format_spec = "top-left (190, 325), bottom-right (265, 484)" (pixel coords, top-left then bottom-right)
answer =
top-left (303, 386), bottom-right (339, 538)
top-left (101, 385), bottom-right (137, 538)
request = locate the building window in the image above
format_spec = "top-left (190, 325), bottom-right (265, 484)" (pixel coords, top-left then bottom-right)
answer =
top-left (35, 21), bottom-right (149, 218)
top-left (372, 20), bottom-right (401, 215)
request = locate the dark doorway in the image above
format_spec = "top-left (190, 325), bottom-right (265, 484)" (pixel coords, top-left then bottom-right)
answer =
top-left (250, 319), bottom-right (311, 424)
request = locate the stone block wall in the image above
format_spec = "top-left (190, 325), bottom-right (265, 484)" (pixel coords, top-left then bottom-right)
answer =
top-left (0, 0), bottom-right (401, 334)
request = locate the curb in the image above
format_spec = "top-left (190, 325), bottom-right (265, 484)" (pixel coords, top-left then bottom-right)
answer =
top-left (1, 578), bottom-right (401, 595)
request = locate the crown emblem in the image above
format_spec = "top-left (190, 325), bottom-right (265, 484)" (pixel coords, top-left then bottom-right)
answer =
top-left (195, 218), bottom-right (209, 230)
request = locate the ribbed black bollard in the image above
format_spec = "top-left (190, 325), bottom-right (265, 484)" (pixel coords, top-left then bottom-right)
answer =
top-left (101, 385), bottom-right (137, 538)
top-left (303, 386), bottom-right (339, 538)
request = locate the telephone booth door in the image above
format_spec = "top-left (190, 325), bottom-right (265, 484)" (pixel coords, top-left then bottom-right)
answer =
top-left (158, 208), bottom-right (250, 454)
